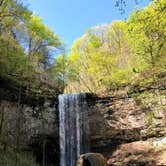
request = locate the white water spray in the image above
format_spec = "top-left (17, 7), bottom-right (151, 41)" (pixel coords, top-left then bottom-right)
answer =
top-left (59, 93), bottom-right (90, 166)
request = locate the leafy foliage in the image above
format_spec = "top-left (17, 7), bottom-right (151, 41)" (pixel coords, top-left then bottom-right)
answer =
top-left (128, 0), bottom-right (166, 67)
top-left (0, 0), bottom-right (165, 96)
top-left (0, 0), bottom-right (65, 99)
top-left (60, 0), bottom-right (166, 94)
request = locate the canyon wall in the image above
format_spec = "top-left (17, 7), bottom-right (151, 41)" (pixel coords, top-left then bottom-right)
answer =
top-left (0, 99), bottom-right (59, 166)
top-left (88, 83), bottom-right (166, 165)
top-left (0, 78), bottom-right (165, 166)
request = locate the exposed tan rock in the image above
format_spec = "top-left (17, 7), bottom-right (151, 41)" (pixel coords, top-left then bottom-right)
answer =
top-left (107, 138), bottom-right (166, 166)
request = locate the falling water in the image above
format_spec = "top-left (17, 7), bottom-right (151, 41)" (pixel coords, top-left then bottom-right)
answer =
top-left (59, 93), bottom-right (90, 166)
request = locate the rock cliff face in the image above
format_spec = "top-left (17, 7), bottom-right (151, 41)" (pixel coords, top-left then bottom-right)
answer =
top-left (0, 81), bottom-right (165, 166)
top-left (88, 85), bottom-right (166, 165)
top-left (0, 99), bottom-right (59, 166)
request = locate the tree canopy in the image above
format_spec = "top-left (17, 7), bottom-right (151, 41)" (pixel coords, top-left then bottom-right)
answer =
top-left (0, 0), bottom-right (165, 97)
top-left (58, 0), bottom-right (166, 94)
top-left (0, 0), bottom-right (65, 100)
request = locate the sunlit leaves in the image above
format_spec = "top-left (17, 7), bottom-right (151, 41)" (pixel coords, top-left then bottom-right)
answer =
top-left (64, 0), bottom-right (165, 93)
top-left (0, 0), bottom-right (65, 94)
top-left (128, 0), bottom-right (166, 67)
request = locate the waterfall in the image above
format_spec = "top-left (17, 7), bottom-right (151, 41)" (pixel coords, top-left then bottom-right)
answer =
top-left (59, 93), bottom-right (90, 166)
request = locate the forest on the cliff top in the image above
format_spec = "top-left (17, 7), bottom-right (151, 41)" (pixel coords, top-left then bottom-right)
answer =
top-left (0, 0), bottom-right (166, 97)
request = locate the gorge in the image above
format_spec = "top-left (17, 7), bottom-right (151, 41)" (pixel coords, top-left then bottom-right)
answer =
top-left (0, 80), bottom-right (166, 165)
top-left (0, 1), bottom-right (165, 165)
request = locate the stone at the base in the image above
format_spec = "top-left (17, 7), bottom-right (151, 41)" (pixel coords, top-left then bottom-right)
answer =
top-left (77, 153), bottom-right (106, 166)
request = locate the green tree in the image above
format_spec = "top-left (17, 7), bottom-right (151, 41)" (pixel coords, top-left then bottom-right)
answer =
top-left (128, 0), bottom-right (166, 68)
top-left (68, 22), bottom-right (134, 93)
top-left (0, 0), bottom-right (65, 96)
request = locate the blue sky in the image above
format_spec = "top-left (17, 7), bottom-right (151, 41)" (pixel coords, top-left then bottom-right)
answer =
top-left (27, 0), bottom-right (151, 48)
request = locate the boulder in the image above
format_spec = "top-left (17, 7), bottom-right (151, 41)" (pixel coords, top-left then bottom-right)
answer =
top-left (77, 153), bottom-right (106, 166)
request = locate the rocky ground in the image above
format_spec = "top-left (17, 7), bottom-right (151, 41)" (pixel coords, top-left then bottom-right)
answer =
top-left (107, 138), bottom-right (166, 166)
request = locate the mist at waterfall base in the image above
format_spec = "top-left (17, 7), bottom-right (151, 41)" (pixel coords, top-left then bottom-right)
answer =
top-left (59, 93), bottom-right (90, 166)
